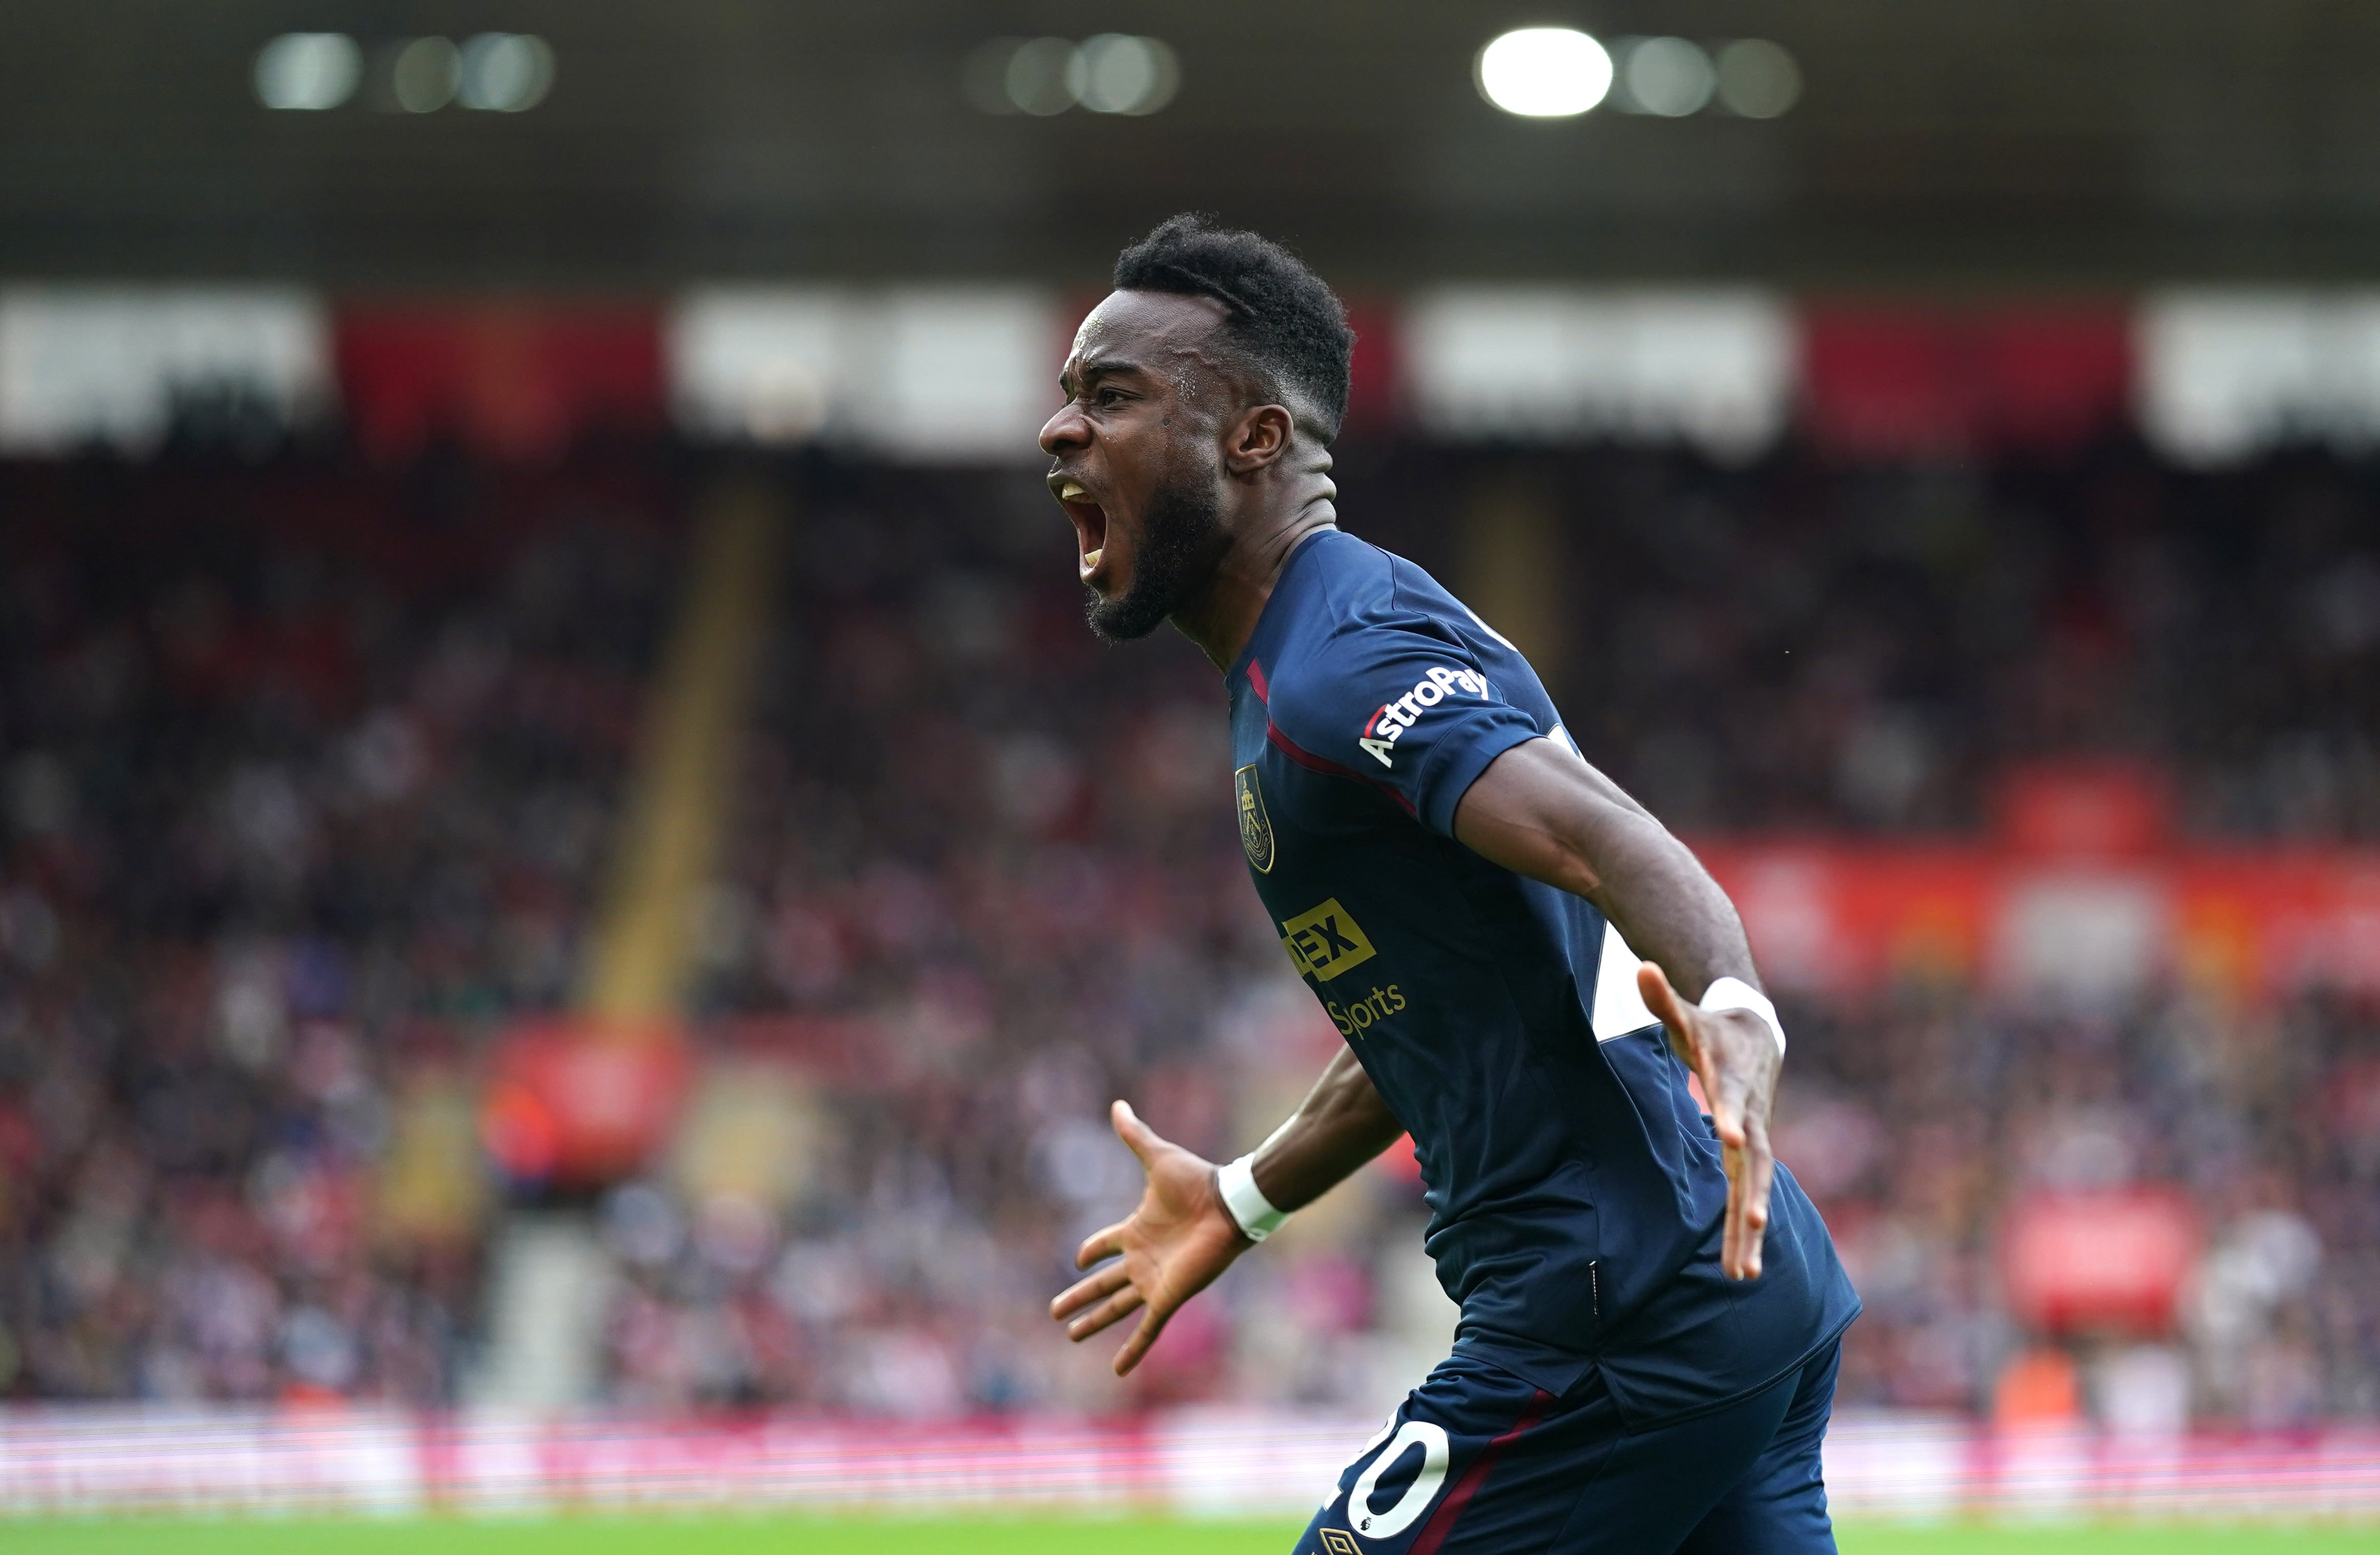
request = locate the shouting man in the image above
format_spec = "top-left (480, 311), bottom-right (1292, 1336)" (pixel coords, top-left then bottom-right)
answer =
top-left (1044, 215), bottom-right (1858, 1555)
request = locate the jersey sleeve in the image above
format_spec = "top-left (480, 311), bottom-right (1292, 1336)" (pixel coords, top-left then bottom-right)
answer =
top-left (1270, 623), bottom-right (1546, 837)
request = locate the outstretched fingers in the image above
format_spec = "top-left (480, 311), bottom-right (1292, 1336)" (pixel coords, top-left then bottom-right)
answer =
top-left (1706, 1058), bottom-right (1752, 1152)
top-left (1721, 1115), bottom-right (1776, 1279)
top-left (1074, 1219), bottom-right (1127, 1272)
top-left (1638, 963), bottom-right (1701, 1070)
top-left (1110, 1098), bottom-right (1163, 1165)
top-left (1642, 964), bottom-right (1729, 1137)
top-left (1066, 1282), bottom-right (1148, 1343)
top-left (1111, 1305), bottom-right (1172, 1376)
top-left (1050, 1260), bottom-right (1132, 1323)
top-left (1642, 962), bottom-right (1775, 1279)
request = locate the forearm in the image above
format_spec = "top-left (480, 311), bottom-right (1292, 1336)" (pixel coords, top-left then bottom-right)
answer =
top-left (1246, 1048), bottom-right (1406, 1211)
top-left (1455, 739), bottom-right (1784, 1281)
top-left (1563, 795), bottom-right (1755, 1003)
top-left (1455, 739), bottom-right (1758, 1001)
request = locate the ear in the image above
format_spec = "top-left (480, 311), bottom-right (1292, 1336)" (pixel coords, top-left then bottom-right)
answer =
top-left (1221, 404), bottom-right (1295, 476)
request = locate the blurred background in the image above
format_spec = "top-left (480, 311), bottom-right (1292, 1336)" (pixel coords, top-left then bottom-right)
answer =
top-left (1, 0), bottom-right (2378, 1521)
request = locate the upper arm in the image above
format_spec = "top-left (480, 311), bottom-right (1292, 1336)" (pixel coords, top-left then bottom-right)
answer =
top-left (1454, 736), bottom-right (1761, 1004)
top-left (1450, 736), bottom-right (1657, 903)
top-left (1270, 625), bottom-right (1544, 836)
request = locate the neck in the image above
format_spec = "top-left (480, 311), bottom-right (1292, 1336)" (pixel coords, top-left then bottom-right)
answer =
top-left (1170, 489), bottom-right (1338, 672)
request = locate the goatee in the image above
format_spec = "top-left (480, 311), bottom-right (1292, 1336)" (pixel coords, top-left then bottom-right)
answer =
top-left (1085, 476), bottom-right (1226, 643)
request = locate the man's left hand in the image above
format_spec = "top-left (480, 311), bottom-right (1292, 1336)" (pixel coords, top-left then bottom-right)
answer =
top-left (1638, 963), bottom-right (1778, 1281)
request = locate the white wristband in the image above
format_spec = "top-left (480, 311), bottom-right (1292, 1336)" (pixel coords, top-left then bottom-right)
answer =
top-left (1216, 1153), bottom-right (1289, 1242)
top-left (1700, 977), bottom-right (1786, 1056)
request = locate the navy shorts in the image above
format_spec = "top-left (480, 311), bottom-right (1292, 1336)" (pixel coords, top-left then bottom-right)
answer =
top-left (1294, 1341), bottom-right (1841, 1555)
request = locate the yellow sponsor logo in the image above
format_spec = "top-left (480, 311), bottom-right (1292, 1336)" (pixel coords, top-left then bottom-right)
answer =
top-left (1327, 985), bottom-right (1407, 1037)
top-left (1319, 1531), bottom-right (1362, 1555)
top-left (1280, 898), bottom-right (1376, 982)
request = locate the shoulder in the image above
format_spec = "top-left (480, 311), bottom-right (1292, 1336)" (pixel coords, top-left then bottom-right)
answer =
top-left (1286, 528), bottom-right (1400, 615)
top-left (1263, 547), bottom-right (1492, 734)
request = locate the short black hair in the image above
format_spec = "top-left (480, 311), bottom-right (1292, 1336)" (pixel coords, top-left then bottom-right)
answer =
top-left (1112, 213), bottom-right (1355, 442)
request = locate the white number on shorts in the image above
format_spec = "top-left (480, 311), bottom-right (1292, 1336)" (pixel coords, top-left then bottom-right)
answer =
top-left (1346, 1419), bottom-right (1451, 1540)
top-left (1324, 1417), bottom-right (1400, 1512)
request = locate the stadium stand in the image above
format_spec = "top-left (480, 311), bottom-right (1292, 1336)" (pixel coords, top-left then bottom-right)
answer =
top-left (0, 443), bottom-right (683, 1403)
top-left (0, 430), bottom-right (2373, 1436)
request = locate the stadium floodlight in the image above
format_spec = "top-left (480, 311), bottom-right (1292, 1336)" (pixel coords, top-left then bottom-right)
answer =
top-left (1004, 37), bottom-right (1081, 115)
top-left (458, 34), bottom-right (556, 113)
top-left (964, 34), bottom-right (1181, 117)
top-left (1715, 39), bottom-right (1802, 118)
top-left (1069, 35), bottom-right (1180, 116)
top-left (254, 33), bottom-right (361, 111)
top-left (1475, 28), bottom-right (1612, 118)
top-left (1623, 37), bottom-right (1716, 117)
top-left (390, 37), bottom-right (462, 113)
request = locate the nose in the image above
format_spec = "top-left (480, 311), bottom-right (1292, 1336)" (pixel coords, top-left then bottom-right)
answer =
top-left (1040, 398), bottom-right (1089, 457)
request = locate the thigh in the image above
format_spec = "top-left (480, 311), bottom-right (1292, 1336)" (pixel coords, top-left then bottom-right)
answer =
top-left (1541, 1363), bottom-right (1804, 1555)
top-left (1292, 1356), bottom-right (1590, 1555)
top-left (1671, 1342), bottom-right (1842, 1555)
top-left (1291, 1348), bottom-right (1832, 1555)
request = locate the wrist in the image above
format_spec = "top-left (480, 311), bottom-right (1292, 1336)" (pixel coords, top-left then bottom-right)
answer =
top-left (1215, 1153), bottom-right (1289, 1242)
top-left (1700, 976), bottom-right (1786, 1056)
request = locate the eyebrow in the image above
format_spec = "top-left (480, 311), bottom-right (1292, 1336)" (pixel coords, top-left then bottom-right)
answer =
top-left (1059, 353), bottom-right (1154, 394)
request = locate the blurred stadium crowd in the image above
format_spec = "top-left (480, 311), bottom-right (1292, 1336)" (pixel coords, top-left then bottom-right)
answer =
top-left (0, 432), bottom-right (2373, 1427)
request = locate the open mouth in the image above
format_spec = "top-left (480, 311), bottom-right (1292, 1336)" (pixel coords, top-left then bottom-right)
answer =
top-left (1055, 479), bottom-right (1110, 583)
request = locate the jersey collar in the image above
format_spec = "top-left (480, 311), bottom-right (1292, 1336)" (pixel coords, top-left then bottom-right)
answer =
top-left (1227, 526), bottom-right (1337, 692)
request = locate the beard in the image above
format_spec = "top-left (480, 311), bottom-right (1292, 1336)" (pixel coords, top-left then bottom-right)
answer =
top-left (1084, 472), bottom-right (1226, 643)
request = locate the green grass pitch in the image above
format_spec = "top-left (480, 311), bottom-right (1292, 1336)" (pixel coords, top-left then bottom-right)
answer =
top-left (2, 1520), bottom-right (2374, 1553)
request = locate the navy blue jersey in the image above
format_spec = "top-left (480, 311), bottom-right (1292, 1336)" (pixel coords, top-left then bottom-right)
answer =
top-left (1228, 529), bottom-right (1858, 1426)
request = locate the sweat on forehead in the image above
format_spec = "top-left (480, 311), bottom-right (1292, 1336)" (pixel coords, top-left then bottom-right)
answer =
top-left (1074, 291), bottom-right (1225, 365)
top-left (1072, 291), bottom-right (1300, 420)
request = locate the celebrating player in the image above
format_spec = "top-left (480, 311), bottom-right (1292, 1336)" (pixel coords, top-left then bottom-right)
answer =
top-left (1043, 215), bottom-right (1858, 1554)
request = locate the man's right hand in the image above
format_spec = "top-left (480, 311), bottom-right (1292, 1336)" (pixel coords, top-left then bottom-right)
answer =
top-left (1048, 1100), bottom-right (1252, 1376)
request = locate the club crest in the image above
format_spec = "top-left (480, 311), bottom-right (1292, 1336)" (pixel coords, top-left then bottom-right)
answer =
top-left (1235, 764), bottom-right (1275, 873)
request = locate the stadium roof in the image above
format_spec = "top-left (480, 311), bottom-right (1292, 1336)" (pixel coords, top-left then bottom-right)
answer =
top-left (9, 1), bottom-right (2380, 288)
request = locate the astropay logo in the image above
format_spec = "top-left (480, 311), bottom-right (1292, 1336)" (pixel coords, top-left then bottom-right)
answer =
top-left (1358, 665), bottom-right (1488, 767)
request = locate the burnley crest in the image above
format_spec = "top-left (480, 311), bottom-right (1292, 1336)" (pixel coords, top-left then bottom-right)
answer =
top-left (1235, 764), bottom-right (1275, 873)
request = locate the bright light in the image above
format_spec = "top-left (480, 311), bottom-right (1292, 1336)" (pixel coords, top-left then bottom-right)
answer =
top-left (390, 37), bottom-right (461, 114)
top-left (254, 33), bottom-right (360, 111)
top-left (1004, 37), bottom-right (1078, 115)
top-left (458, 34), bottom-right (555, 113)
top-left (1476, 28), bottom-right (1612, 118)
top-left (1623, 37), bottom-right (1715, 117)
top-left (1716, 39), bottom-right (1802, 118)
top-left (1069, 35), bottom-right (1179, 116)
top-left (967, 35), bottom-right (1181, 116)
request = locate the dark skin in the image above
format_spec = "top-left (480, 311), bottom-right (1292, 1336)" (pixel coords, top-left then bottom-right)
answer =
top-left (1042, 290), bottom-right (1783, 1376)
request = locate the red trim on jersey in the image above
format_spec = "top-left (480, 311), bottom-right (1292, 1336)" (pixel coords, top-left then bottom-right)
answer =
top-left (1244, 658), bottom-right (1270, 702)
top-left (1265, 721), bottom-right (1417, 818)
top-left (1405, 1388), bottom-right (1554, 1555)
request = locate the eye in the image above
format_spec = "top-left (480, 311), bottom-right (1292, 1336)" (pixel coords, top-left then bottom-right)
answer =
top-left (1095, 387), bottom-right (1129, 407)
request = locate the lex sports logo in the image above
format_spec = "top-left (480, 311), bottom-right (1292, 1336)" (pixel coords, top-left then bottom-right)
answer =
top-left (1280, 898), bottom-right (1376, 981)
top-left (1235, 764), bottom-right (1275, 873)
top-left (1359, 664), bottom-right (1489, 768)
